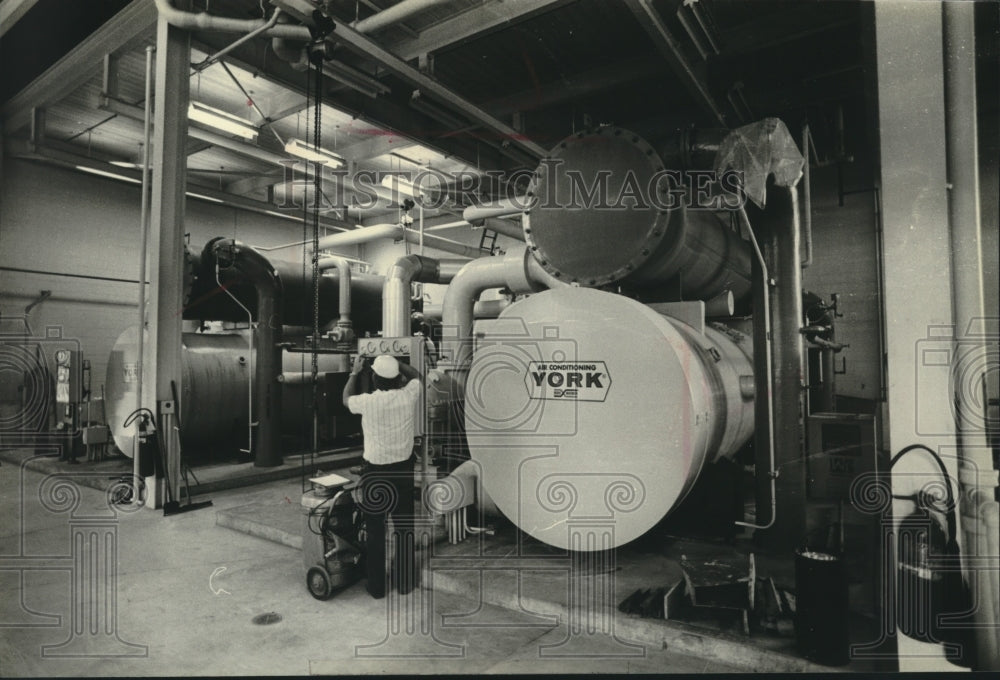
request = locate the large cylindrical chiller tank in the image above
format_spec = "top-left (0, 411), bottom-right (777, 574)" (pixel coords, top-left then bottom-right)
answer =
top-left (525, 126), bottom-right (752, 302)
top-left (182, 244), bottom-right (384, 332)
top-left (463, 287), bottom-right (754, 550)
top-left (104, 327), bottom-right (349, 456)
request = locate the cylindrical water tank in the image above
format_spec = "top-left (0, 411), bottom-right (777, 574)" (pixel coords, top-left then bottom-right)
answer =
top-left (463, 287), bottom-right (754, 550)
top-left (105, 328), bottom-right (349, 456)
top-left (526, 127), bottom-right (752, 301)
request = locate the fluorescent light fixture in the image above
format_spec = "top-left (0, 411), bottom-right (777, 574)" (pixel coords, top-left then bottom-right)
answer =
top-left (74, 165), bottom-right (141, 184)
top-left (110, 160), bottom-right (142, 169)
top-left (284, 138), bottom-right (344, 167)
top-left (188, 101), bottom-right (258, 140)
top-left (381, 174), bottom-right (421, 198)
top-left (186, 192), bottom-right (225, 204)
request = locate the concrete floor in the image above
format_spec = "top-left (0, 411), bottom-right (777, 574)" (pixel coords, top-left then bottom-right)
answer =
top-left (0, 456), bottom-right (741, 676)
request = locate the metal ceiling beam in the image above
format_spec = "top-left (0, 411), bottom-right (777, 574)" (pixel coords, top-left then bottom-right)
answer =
top-left (190, 35), bottom-right (514, 173)
top-left (1, 0), bottom-right (157, 133)
top-left (385, 0), bottom-right (575, 61)
top-left (624, 0), bottom-right (727, 127)
top-left (6, 123), bottom-right (354, 232)
top-left (0, 0), bottom-right (40, 38)
top-left (322, 15), bottom-right (548, 159)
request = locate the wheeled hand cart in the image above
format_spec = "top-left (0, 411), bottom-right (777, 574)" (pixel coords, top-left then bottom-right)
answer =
top-left (301, 476), bottom-right (365, 600)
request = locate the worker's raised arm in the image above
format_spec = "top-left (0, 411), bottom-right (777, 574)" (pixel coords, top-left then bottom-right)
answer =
top-left (342, 355), bottom-right (366, 408)
top-left (398, 361), bottom-right (422, 383)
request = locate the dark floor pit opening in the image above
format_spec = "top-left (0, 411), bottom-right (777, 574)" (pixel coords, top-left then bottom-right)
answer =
top-left (252, 612), bottom-right (283, 625)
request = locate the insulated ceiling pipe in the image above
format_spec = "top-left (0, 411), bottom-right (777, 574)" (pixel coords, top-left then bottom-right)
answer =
top-left (470, 217), bottom-right (526, 242)
top-left (273, 0), bottom-right (446, 76)
top-left (211, 238), bottom-right (284, 468)
top-left (351, 0), bottom-right (446, 33)
top-left (383, 254), bottom-right (465, 338)
top-left (463, 198), bottom-right (535, 223)
top-left (153, 0), bottom-right (309, 38)
top-left (314, 223), bottom-right (483, 259)
top-left (315, 223), bottom-right (403, 249)
top-left (440, 246), bottom-right (567, 374)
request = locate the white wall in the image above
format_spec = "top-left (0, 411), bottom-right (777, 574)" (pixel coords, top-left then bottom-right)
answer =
top-left (801, 161), bottom-right (883, 401)
top-left (0, 157), bottom-right (357, 402)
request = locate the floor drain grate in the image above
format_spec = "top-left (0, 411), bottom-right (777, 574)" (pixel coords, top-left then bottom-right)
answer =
top-left (252, 612), bottom-right (282, 625)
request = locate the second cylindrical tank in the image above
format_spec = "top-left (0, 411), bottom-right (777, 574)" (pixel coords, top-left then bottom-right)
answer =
top-left (525, 127), bottom-right (752, 301)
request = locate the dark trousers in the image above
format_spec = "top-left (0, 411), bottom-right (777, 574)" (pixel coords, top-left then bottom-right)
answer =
top-left (358, 457), bottom-right (415, 597)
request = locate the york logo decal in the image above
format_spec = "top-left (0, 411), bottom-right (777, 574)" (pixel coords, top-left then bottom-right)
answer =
top-left (525, 361), bottom-right (612, 402)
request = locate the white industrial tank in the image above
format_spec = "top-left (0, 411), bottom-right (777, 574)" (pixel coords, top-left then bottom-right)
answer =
top-left (463, 287), bottom-right (754, 550)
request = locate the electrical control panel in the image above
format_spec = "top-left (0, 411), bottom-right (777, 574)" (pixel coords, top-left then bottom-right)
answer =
top-left (54, 349), bottom-right (82, 406)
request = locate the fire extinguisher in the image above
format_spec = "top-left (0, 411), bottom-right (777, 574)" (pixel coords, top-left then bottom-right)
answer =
top-left (123, 407), bottom-right (160, 478)
top-left (890, 444), bottom-right (972, 666)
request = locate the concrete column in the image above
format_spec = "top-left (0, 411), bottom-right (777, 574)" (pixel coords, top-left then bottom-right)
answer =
top-left (873, 2), bottom-right (960, 670)
top-left (146, 6), bottom-right (190, 506)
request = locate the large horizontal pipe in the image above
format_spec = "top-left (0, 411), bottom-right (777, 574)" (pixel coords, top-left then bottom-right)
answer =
top-left (440, 246), bottom-right (566, 372)
top-left (185, 243), bottom-right (384, 330)
top-left (154, 0), bottom-right (309, 38)
top-left (352, 0), bottom-right (444, 33)
top-left (422, 299), bottom-right (511, 320)
top-left (314, 224), bottom-right (483, 259)
top-left (463, 198), bottom-right (535, 222)
top-left (473, 217), bottom-right (525, 242)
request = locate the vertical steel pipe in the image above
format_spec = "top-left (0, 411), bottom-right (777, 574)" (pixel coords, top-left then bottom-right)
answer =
top-left (317, 256), bottom-right (352, 325)
top-left (943, 1), bottom-right (999, 669)
top-left (751, 186), bottom-right (805, 545)
top-left (211, 239), bottom-right (284, 467)
top-left (133, 44), bottom-right (154, 501)
top-left (382, 254), bottom-right (444, 338)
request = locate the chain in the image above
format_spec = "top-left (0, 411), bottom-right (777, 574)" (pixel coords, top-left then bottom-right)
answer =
top-left (310, 54), bottom-right (323, 455)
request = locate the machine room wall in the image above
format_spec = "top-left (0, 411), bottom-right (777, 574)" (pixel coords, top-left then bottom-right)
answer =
top-left (0, 157), bottom-right (358, 400)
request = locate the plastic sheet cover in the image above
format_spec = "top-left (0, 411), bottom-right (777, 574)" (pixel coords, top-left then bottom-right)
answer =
top-left (714, 118), bottom-right (805, 209)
